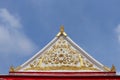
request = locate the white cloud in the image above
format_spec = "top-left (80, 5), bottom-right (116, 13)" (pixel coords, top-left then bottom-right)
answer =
top-left (117, 72), bottom-right (120, 75)
top-left (0, 8), bottom-right (37, 55)
top-left (115, 24), bottom-right (120, 43)
top-left (0, 9), bottom-right (21, 29)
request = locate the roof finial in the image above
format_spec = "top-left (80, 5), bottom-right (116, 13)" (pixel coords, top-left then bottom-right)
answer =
top-left (56, 25), bottom-right (67, 37)
top-left (60, 25), bottom-right (64, 33)
top-left (110, 64), bottom-right (116, 72)
top-left (9, 66), bottom-right (15, 72)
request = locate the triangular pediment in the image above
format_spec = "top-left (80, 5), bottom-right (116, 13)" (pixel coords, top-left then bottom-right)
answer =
top-left (11, 26), bottom-right (114, 72)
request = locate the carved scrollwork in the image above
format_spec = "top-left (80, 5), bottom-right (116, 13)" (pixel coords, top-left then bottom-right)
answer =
top-left (25, 37), bottom-right (98, 71)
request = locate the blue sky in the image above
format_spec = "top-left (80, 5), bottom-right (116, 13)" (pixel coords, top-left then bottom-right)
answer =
top-left (0, 0), bottom-right (120, 74)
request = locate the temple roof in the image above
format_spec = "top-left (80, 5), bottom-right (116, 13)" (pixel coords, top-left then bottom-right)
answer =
top-left (10, 26), bottom-right (116, 72)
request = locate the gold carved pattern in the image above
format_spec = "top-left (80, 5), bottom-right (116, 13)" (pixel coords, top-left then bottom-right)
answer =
top-left (25, 36), bottom-right (99, 71)
top-left (25, 66), bottom-right (99, 71)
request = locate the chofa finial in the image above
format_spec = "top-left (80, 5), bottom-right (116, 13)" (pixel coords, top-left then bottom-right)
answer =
top-left (56, 25), bottom-right (67, 37)
top-left (60, 25), bottom-right (64, 33)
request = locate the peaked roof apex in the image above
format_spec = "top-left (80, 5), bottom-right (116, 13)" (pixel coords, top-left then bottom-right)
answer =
top-left (56, 25), bottom-right (67, 37)
top-left (9, 26), bottom-right (116, 73)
